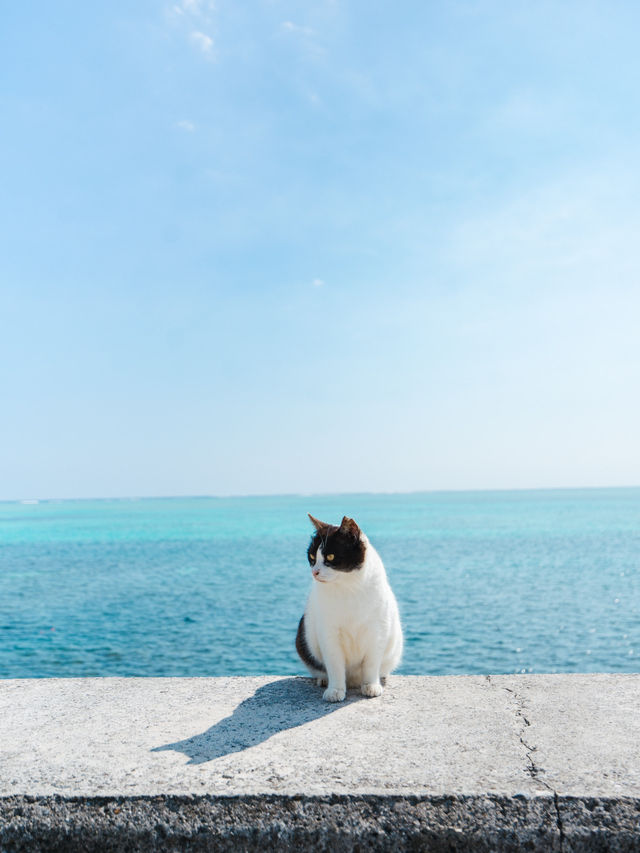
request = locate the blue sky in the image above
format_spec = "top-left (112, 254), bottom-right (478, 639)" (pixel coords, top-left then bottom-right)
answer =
top-left (1, 1), bottom-right (639, 499)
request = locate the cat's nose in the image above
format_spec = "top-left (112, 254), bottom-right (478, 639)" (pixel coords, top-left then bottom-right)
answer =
top-left (312, 568), bottom-right (320, 578)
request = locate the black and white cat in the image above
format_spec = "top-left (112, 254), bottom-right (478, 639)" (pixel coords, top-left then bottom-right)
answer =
top-left (296, 514), bottom-right (403, 702)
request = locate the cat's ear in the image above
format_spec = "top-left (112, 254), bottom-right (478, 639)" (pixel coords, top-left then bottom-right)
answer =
top-left (308, 514), bottom-right (330, 532)
top-left (339, 516), bottom-right (361, 540)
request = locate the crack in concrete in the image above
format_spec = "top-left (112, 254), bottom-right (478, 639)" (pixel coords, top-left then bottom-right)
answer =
top-left (503, 686), bottom-right (542, 781)
top-left (486, 677), bottom-right (564, 851)
top-left (553, 791), bottom-right (565, 853)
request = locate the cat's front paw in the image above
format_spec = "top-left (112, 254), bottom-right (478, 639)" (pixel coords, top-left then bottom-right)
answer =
top-left (323, 686), bottom-right (346, 702)
top-left (361, 682), bottom-right (383, 698)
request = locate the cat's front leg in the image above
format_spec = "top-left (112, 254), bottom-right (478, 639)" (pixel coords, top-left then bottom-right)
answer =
top-left (361, 652), bottom-right (384, 698)
top-left (320, 639), bottom-right (346, 702)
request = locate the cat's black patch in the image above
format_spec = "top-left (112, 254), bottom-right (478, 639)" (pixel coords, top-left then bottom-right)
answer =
top-left (295, 615), bottom-right (325, 673)
top-left (307, 514), bottom-right (366, 572)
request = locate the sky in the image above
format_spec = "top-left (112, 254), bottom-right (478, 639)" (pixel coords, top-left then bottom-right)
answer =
top-left (1, 0), bottom-right (639, 500)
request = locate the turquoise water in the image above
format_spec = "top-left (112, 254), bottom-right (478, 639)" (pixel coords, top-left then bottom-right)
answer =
top-left (1, 489), bottom-right (639, 678)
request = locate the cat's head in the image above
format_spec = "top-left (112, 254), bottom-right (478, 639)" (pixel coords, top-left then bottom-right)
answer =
top-left (306, 514), bottom-right (366, 583)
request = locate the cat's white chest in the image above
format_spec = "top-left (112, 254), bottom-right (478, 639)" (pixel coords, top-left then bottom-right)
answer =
top-left (336, 622), bottom-right (370, 664)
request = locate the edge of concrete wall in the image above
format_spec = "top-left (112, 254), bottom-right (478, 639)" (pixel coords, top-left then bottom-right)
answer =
top-left (2, 793), bottom-right (639, 852)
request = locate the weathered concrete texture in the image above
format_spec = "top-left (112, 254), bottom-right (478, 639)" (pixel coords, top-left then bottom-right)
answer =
top-left (0, 794), bottom-right (564, 852)
top-left (0, 674), bottom-right (639, 851)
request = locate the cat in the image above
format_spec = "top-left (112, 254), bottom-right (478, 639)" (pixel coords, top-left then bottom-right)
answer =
top-left (295, 514), bottom-right (403, 702)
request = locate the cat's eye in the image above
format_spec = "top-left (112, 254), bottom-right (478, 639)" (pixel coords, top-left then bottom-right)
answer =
top-left (309, 554), bottom-right (315, 564)
top-left (326, 554), bottom-right (335, 561)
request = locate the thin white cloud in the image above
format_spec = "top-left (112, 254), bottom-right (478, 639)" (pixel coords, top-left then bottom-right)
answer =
top-left (176, 120), bottom-right (196, 132)
top-left (190, 30), bottom-right (214, 55)
top-left (167, 0), bottom-right (216, 58)
top-left (312, 278), bottom-right (325, 287)
top-left (281, 21), bottom-right (315, 36)
top-left (279, 20), bottom-right (325, 61)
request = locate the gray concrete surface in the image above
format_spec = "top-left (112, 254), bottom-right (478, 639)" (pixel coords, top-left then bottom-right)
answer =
top-left (0, 674), bottom-right (639, 850)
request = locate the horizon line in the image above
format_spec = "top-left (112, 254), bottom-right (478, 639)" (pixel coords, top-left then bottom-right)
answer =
top-left (2, 483), bottom-right (640, 504)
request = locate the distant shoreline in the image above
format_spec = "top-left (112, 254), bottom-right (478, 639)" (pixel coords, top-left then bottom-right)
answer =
top-left (3, 483), bottom-right (640, 505)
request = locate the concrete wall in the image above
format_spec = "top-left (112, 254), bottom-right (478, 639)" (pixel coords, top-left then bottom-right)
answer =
top-left (1, 674), bottom-right (639, 851)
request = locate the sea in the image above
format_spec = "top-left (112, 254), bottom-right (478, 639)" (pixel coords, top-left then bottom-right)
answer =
top-left (1, 489), bottom-right (638, 679)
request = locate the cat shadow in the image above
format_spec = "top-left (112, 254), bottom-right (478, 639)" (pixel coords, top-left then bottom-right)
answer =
top-left (152, 677), bottom-right (362, 765)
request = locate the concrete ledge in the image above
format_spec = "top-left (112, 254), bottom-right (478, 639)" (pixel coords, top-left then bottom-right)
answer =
top-left (1, 675), bottom-right (639, 850)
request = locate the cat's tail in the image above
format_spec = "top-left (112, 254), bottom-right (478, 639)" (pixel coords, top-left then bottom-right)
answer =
top-left (295, 614), bottom-right (326, 675)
